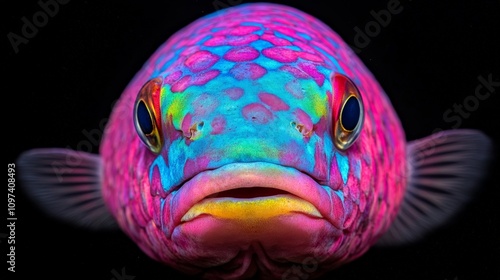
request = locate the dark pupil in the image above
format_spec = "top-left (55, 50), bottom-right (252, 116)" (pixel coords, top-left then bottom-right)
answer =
top-left (341, 96), bottom-right (360, 131)
top-left (137, 101), bottom-right (154, 135)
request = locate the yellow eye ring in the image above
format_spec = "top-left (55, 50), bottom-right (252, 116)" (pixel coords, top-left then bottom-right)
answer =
top-left (133, 77), bottom-right (164, 154)
top-left (333, 74), bottom-right (364, 150)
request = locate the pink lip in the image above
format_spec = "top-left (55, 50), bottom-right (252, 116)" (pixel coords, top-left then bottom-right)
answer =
top-left (169, 162), bottom-right (344, 231)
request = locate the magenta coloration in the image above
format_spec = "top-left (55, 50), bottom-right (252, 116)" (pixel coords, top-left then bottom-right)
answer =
top-left (99, 3), bottom-right (406, 278)
top-left (16, 3), bottom-right (493, 280)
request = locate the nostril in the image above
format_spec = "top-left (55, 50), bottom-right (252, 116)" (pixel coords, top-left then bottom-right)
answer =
top-left (185, 121), bottom-right (205, 140)
top-left (291, 121), bottom-right (313, 137)
top-left (292, 109), bottom-right (314, 138)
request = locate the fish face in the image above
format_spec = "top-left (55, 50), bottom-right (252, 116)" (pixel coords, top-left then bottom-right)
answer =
top-left (100, 3), bottom-right (407, 278)
top-left (134, 68), bottom-right (344, 260)
top-left (122, 68), bottom-right (400, 277)
top-left (15, 3), bottom-right (493, 280)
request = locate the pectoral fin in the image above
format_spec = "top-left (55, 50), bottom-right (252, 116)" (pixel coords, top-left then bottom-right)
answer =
top-left (17, 148), bottom-right (117, 230)
top-left (377, 129), bottom-right (493, 246)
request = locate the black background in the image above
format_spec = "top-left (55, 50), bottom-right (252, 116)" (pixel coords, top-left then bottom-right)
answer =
top-left (4, 0), bottom-right (500, 279)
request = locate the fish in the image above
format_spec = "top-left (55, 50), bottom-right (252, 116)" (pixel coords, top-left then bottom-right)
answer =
top-left (16, 2), bottom-right (493, 280)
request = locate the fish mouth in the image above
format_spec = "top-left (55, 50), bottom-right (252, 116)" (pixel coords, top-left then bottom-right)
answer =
top-left (171, 162), bottom-right (343, 230)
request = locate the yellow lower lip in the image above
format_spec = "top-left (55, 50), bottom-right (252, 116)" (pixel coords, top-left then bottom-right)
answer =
top-left (181, 194), bottom-right (322, 222)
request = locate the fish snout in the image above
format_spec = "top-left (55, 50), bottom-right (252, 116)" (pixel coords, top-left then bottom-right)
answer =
top-left (176, 105), bottom-right (330, 183)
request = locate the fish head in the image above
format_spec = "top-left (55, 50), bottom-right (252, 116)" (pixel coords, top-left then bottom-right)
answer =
top-left (121, 60), bottom-right (399, 273)
top-left (99, 4), bottom-right (407, 278)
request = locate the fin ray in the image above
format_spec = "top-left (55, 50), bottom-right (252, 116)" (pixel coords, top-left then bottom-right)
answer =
top-left (377, 129), bottom-right (492, 246)
top-left (17, 148), bottom-right (117, 230)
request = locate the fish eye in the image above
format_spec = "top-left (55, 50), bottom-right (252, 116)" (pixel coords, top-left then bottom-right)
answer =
top-left (137, 101), bottom-right (154, 135)
top-left (133, 77), bottom-right (164, 154)
top-left (341, 96), bottom-right (361, 131)
top-left (332, 74), bottom-right (364, 150)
